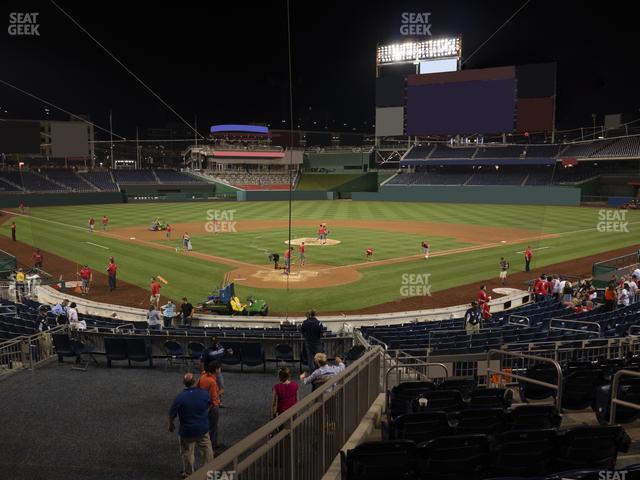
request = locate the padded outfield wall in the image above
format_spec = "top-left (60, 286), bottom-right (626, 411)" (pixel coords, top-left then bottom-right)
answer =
top-left (352, 185), bottom-right (581, 206)
top-left (0, 192), bottom-right (124, 207)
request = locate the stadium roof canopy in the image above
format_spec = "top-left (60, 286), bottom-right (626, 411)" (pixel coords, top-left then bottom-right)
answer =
top-left (210, 124), bottom-right (269, 134)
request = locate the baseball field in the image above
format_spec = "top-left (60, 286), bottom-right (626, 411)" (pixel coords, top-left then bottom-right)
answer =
top-left (0, 201), bottom-right (638, 314)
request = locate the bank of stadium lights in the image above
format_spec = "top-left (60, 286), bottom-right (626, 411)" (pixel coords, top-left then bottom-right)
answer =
top-left (376, 37), bottom-right (461, 65)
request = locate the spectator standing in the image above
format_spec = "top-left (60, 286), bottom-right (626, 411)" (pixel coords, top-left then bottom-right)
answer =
top-left (273, 367), bottom-right (298, 417)
top-left (200, 338), bottom-right (226, 396)
top-left (464, 301), bottom-right (482, 335)
top-left (604, 283), bottom-right (618, 310)
top-left (618, 283), bottom-right (631, 308)
top-left (168, 373), bottom-right (214, 477)
top-left (477, 285), bottom-right (491, 319)
top-left (36, 305), bottom-right (54, 331)
top-left (33, 249), bottom-right (44, 269)
top-left (196, 362), bottom-right (222, 449)
top-left (11, 222), bottom-right (16, 241)
top-left (161, 299), bottom-right (176, 329)
top-left (181, 297), bottom-right (194, 326)
top-left (14, 268), bottom-right (25, 302)
top-left (79, 265), bottom-right (92, 295)
top-left (150, 277), bottom-right (161, 308)
top-left (106, 257), bottom-right (117, 291)
top-left (524, 246), bottom-right (533, 272)
top-left (147, 305), bottom-right (162, 330)
top-left (300, 310), bottom-right (323, 372)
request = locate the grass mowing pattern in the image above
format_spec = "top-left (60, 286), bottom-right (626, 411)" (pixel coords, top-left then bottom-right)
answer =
top-left (1, 202), bottom-right (638, 313)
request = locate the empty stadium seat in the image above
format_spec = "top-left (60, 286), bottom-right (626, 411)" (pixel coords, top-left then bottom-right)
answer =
top-left (340, 440), bottom-right (417, 480)
top-left (454, 408), bottom-right (508, 435)
top-left (104, 338), bottom-right (128, 367)
top-left (553, 425), bottom-right (630, 472)
top-left (508, 405), bottom-right (562, 429)
top-left (416, 434), bottom-right (491, 480)
top-left (388, 411), bottom-right (452, 443)
top-left (491, 429), bottom-right (557, 477)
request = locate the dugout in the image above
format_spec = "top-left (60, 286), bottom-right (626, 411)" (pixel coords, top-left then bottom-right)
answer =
top-left (592, 251), bottom-right (640, 288)
top-left (0, 249), bottom-right (17, 279)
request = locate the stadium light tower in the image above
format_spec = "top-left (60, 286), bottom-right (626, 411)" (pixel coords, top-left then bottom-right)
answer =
top-left (375, 36), bottom-right (461, 77)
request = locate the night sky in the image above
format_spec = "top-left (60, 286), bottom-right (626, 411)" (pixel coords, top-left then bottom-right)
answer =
top-left (1, 0), bottom-right (638, 138)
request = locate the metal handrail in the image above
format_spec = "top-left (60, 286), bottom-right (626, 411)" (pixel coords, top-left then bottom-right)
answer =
top-left (609, 369), bottom-right (640, 424)
top-left (187, 346), bottom-right (383, 479)
top-left (508, 314), bottom-right (530, 327)
top-left (549, 317), bottom-right (601, 335)
top-left (114, 323), bottom-right (135, 332)
top-left (384, 362), bottom-right (449, 395)
top-left (486, 349), bottom-right (564, 410)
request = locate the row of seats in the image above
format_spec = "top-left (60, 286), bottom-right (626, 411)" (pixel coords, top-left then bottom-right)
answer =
top-left (386, 405), bottom-right (562, 444)
top-left (341, 425), bottom-right (631, 480)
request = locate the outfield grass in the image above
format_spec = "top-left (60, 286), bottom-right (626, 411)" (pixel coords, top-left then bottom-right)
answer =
top-left (1, 201), bottom-right (638, 313)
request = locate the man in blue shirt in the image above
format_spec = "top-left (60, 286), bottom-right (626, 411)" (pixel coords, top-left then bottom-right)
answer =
top-left (168, 373), bottom-right (214, 477)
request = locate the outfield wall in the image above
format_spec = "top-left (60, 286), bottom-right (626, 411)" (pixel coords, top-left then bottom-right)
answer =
top-left (237, 190), bottom-right (334, 201)
top-left (352, 185), bottom-right (581, 206)
top-left (0, 192), bottom-right (124, 207)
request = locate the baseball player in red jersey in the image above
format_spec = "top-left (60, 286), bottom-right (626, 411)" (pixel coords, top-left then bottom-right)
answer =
top-left (88, 217), bottom-right (95, 233)
top-left (165, 224), bottom-right (172, 240)
top-left (477, 284), bottom-right (492, 320)
top-left (366, 247), bottom-right (374, 260)
top-left (102, 215), bottom-right (109, 231)
top-left (150, 277), bottom-right (161, 307)
top-left (79, 265), bottom-right (92, 295)
top-left (299, 242), bottom-right (306, 266)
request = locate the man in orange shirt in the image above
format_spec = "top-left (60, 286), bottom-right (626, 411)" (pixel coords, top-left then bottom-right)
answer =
top-left (196, 362), bottom-right (222, 449)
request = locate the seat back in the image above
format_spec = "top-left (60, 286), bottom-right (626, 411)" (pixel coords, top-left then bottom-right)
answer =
top-left (417, 434), bottom-right (490, 480)
top-left (52, 334), bottom-right (73, 355)
top-left (562, 368), bottom-right (604, 410)
top-left (410, 390), bottom-right (465, 413)
top-left (391, 411), bottom-right (452, 443)
top-left (520, 364), bottom-right (559, 401)
top-left (221, 341), bottom-right (242, 365)
top-left (104, 337), bottom-right (127, 360)
top-left (554, 425), bottom-right (631, 472)
top-left (389, 381), bottom-right (436, 418)
top-left (187, 342), bottom-right (205, 359)
top-left (341, 440), bottom-right (416, 480)
top-left (126, 338), bottom-right (150, 360)
top-left (468, 388), bottom-right (512, 409)
top-left (508, 405), bottom-right (562, 429)
top-left (492, 429), bottom-right (557, 476)
top-left (164, 340), bottom-right (183, 356)
top-left (438, 379), bottom-right (476, 398)
top-left (241, 343), bottom-right (264, 364)
top-left (455, 408), bottom-right (508, 435)
top-left (274, 344), bottom-right (294, 361)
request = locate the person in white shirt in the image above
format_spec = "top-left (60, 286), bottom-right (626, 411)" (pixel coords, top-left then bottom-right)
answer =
top-left (67, 302), bottom-right (86, 330)
top-left (633, 268), bottom-right (640, 279)
top-left (618, 284), bottom-right (631, 307)
top-left (628, 280), bottom-right (638, 299)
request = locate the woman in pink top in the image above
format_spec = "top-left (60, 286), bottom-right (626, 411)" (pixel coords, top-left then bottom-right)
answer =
top-left (272, 367), bottom-right (299, 417)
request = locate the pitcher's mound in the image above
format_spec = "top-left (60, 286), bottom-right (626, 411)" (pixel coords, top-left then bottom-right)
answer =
top-left (227, 263), bottom-right (360, 289)
top-left (285, 237), bottom-right (341, 246)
